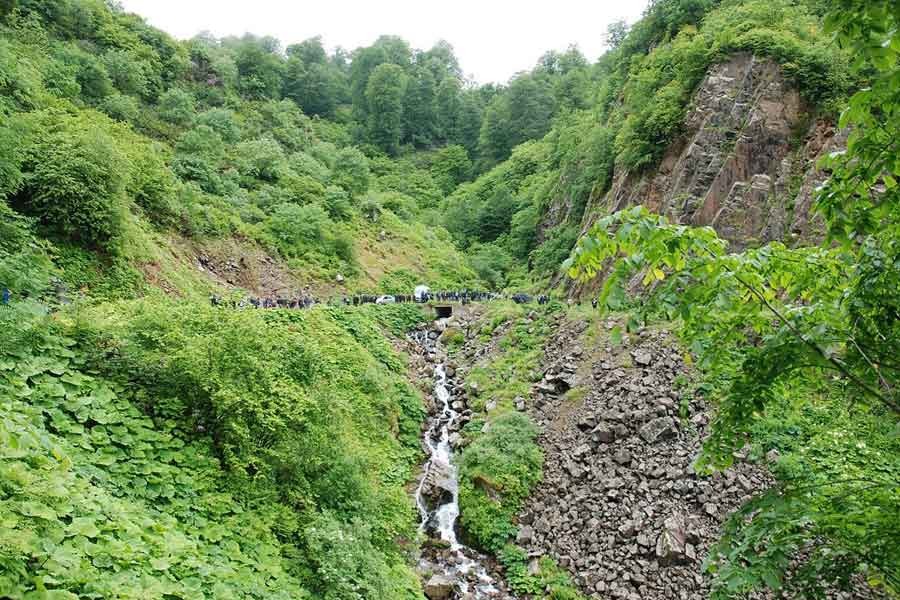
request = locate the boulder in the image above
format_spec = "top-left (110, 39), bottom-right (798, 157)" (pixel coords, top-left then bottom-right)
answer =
top-left (633, 350), bottom-right (653, 366)
top-left (517, 525), bottom-right (535, 545)
top-left (655, 512), bottom-right (693, 566)
top-left (613, 449), bottom-right (632, 465)
top-left (639, 417), bottom-right (677, 443)
top-left (423, 574), bottom-right (455, 600)
top-left (420, 462), bottom-right (455, 512)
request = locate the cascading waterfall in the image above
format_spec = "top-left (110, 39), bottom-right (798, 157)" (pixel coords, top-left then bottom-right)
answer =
top-left (412, 324), bottom-right (505, 599)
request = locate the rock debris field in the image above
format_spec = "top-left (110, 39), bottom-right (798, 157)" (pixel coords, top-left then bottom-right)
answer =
top-left (515, 317), bottom-right (770, 600)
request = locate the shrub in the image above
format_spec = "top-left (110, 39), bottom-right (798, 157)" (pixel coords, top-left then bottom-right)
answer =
top-left (281, 171), bottom-right (326, 205)
top-left (267, 202), bottom-right (338, 259)
top-left (332, 146), bottom-right (370, 196)
top-left (290, 150), bottom-right (332, 184)
top-left (235, 136), bottom-right (287, 183)
top-left (379, 191), bottom-right (418, 222)
top-left (158, 87), bottom-right (196, 126)
top-left (99, 92), bottom-right (140, 122)
top-left (16, 110), bottom-right (128, 251)
top-left (323, 185), bottom-right (352, 221)
top-left (127, 142), bottom-right (179, 227)
top-left (359, 194), bottom-right (382, 223)
top-left (102, 49), bottom-right (149, 97)
top-left (458, 412), bottom-right (542, 552)
top-left (196, 107), bottom-right (242, 143)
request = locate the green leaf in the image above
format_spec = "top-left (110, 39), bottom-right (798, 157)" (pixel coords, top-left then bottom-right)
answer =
top-left (67, 517), bottom-right (100, 539)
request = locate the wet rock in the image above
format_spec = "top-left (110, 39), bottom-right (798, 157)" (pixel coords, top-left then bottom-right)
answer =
top-left (423, 574), bottom-right (455, 600)
top-left (420, 462), bottom-right (456, 513)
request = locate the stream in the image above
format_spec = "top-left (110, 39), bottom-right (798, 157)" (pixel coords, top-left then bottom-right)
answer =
top-left (412, 323), bottom-right (510, 599)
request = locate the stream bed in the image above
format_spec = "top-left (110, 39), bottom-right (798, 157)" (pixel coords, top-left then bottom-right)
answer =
top-left (411, 323), bottom-right (513, 599)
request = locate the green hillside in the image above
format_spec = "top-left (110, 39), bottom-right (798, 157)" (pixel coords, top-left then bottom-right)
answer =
top-left (1, 0), bottom-right (899, 598)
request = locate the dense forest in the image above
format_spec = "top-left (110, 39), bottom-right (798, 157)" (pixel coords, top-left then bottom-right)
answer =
top-left (0, 0), bottom-right (898, 598)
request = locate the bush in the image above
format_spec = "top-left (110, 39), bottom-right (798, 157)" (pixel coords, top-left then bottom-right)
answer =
top-left (172, 125), bottom-right (226, 193)
top-left (102, 49), bottom-right (149, 97)
top-left (54, 44), bottom-right (113, 102)
top-left (281, 171), bottom-right (326, 205)
top-left (359, 194), bottom-right (382, 223)
top-left (0, 120), bottom-right (24, 199)
top-left (323, 185), bottom-right (352, 221)
top-left (99, 92), bottom-right (140, 122)
top-left (158, 87), bottom-right (196, 126)
top-left (196, 108), bottom-right (242, 143)
top-left (431, 144), bottom-right (471, 194)
top-left (127, 142), bottom-right (179, 227)
top-left (290, 151), bottom-right (332, 184)
top-left (16, 110), bottom-right (128, 251)
top-left (332, 146), bottom-right (370, 196)
top-left (458, 412), bottom-right (542, 552)
top-left (267, 202), bottom-right (352, 265)
top-left (379, 191), bottom-right (418, 222)
top-left (235, 136), bottom-right (287, 183)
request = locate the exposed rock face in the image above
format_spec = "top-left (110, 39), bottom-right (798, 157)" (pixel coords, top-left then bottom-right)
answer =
top-left (593, 53), bottom-right (845, 248)
top-left (519, 318), bottom-right (771, 599)
top-left (549, 53), bottom-right (848, 296)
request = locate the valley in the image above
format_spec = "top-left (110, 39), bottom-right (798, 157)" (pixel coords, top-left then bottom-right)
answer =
top-left (1, 0), bottom-right (898, 599)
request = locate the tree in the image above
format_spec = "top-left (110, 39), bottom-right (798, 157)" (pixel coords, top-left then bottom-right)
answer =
top-left (456, 91), bottom-right (484, 155)
top-left (477, 95), bottom-right (512, 165)
top-left (102, 49), bottom-right (149, 98)
top-left (565, 1), bottom-right (900, 590)
top-left (232, 35), bottom-right (284, 100)
top-left (506, 75), bottom-right (554, 146)
top-left (476, 184), bottom-right (519, 242)
top-left (283, 37), bottom-right (347, 117)
top-left (235, 137), bottom-right (287, 183)
top-left (402, 66), bottom-right (437, 147)
top-left (435, 76), bottom-right (462, 144)
top-left (349, 36), bottom-right (411, 125)
top-left (365, 63), bottom-right (407, 155)
top-left (196, 108), bottom-right (242, 143)
top-left (605, 20), bottom-right (630, 49)
top-left (421, 40), bottom-right (461, 81)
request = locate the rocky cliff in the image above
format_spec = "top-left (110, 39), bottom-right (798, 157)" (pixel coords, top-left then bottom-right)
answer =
top-left (551, 53), bottom-right (846, 295)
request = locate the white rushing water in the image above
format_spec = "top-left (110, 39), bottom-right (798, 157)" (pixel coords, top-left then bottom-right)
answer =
top-left (414, 327), bottom-right (502, 598)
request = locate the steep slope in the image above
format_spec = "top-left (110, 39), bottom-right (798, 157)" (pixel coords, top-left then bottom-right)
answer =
top-left (573, 53), bottom-right (842, 249)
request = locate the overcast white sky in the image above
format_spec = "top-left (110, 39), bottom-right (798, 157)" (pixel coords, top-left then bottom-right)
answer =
top-left (118, 0), bottom-right (649, 84)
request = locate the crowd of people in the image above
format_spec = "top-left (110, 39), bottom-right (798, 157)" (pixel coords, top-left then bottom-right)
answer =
top-left (209, 289), bottom-right (553, 310)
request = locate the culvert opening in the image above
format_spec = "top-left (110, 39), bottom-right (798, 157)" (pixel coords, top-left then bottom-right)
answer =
top-left (434, 305), bottom-right (452, 319)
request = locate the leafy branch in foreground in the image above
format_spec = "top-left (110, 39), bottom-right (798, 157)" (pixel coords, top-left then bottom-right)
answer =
top-left (565, 205), bottom-right (900, 597)
top-left (567, 205), bottom-right (898, 452)
top-left (565, 8), bottom-right (900, 592)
